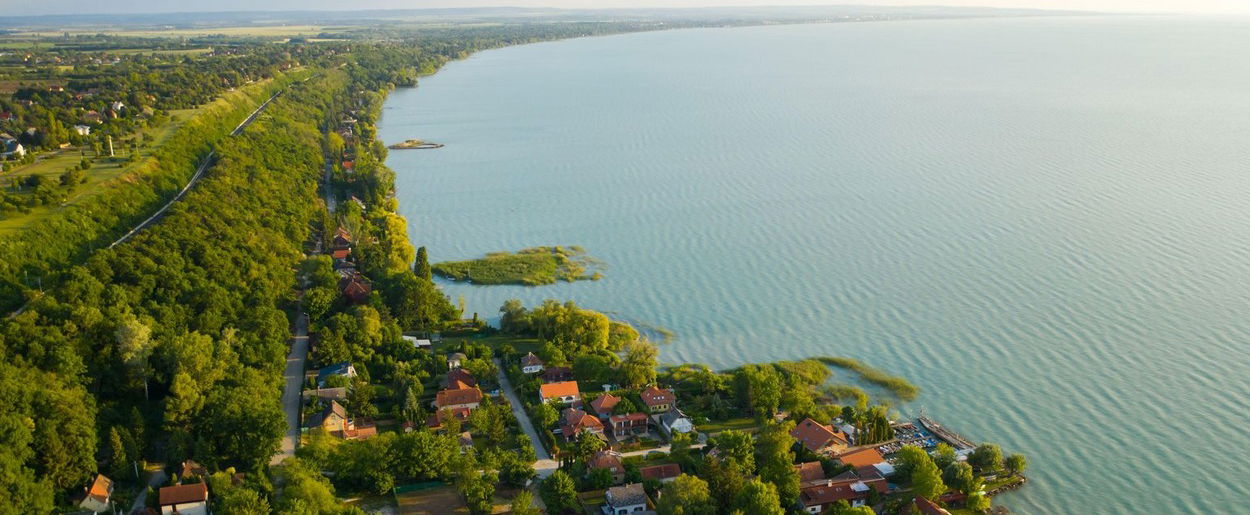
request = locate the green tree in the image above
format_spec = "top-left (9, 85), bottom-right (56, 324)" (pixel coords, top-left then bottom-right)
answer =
top-left (459, 469), bottom-right (497, 515)
top-left (620, 340), bottom-right (658, 388)
top-left (966, 491), bottom-right (992, 512)
top-left (942, 462), bottom-right (980, 496)
top-left (968, 444), bottom-right (1003, 474)
top-left (710, 430), bottom-right (754, 472)
top-left (755, 422), bottom-right (799, 506)
top-left (656, 474), bottom-right (716, 515)
top-left (414, 246), bottom-right (432, 280)
top-left (669, 431), bottom-right (694, 471)
top-left (540, 470), bottom-right (578, 514)
top-left (533, 402), bottom-right (559, 431)
top-left (509, 490), bottom-right (540, 515)
top-left (1005, 453), bottom-right (1027, 476)
top-left (909, 451), bottom-right (946, 501)
top-left (107, 427), bottom-right (129, 479)
top-left (735, 479), bottom-right (783, 515)
top-left (116, 317), bottom-right (156, 399)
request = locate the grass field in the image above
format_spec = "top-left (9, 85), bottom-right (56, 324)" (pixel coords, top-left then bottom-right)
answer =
top-left (394, 484), bottom-right (468, 515)
top-left (432, 246), bottom-right (603, 286)
top-left (0, 83), bottom-right (258, 234)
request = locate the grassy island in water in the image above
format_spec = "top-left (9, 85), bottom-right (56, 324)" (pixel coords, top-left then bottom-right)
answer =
top-left (432, 245), bottom-right (604, 285)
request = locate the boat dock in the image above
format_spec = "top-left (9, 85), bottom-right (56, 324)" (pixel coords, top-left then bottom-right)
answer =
top-left (918, 415), bottom-right (976, 450)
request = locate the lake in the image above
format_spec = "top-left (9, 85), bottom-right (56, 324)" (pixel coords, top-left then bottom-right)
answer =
top-left (379, 16), bottom-right (1250, 513)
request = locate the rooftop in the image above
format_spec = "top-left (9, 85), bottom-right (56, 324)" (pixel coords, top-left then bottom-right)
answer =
top-left (159, 482), bottom-right (209, 506)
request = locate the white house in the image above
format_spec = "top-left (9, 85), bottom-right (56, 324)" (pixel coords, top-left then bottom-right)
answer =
top-left (402, 335), bottom-right (431, 350)
top-left (603, 483), bottom-right (647, 515)
top-left (73, 124), bottom-right (91, 136)
top-left (159, 483), bottom-right (209, 515)
top-left (656, 408), bottom-right (694, 437)
top-left (521, 352), bottom-right (545, 374)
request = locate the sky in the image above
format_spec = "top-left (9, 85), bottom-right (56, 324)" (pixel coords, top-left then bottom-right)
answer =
top-left (8, 0), bottom-right (1250, 16)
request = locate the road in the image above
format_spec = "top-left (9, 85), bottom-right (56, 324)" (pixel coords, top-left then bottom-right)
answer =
top-left (271, 310), bottom-right (310, 465)
top-left (129, 468), bottom-right (167, 513)
top-left (107, 89), bottom-right (283, 249)
top-left (493, 358), bottom-right (560, 479)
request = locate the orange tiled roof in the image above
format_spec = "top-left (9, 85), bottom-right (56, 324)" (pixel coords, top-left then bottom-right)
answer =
top-left (540, 381), bottom-right (580, 400)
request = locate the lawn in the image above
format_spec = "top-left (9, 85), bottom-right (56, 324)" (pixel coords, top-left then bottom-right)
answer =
top-left (432, 333), bottom-right (544, 356)
top-left (696, 417), bottom-right (761, 435)
top-left (394, 484), bottom-right (468, 515)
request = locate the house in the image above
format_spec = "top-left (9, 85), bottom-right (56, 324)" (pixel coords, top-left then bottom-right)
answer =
top-left (1, 136), bottom-right (23, 158)
top-left (835, 447), bottom-right (886, 468)
top-left (609, 412), bottom-right (649, 439)
top-left (402, 335), bottom-right (432, 350)
top-left (158, 482), bottom-right (209, 515)
top-left (302, 387), bottom-right (348, 402)
top-left (639, 463), bottom-right (681, 483)
top-left (73, 124), bottom-right (91, 136)
top-left (656, 408), bottom-right (694, 437)
top-left (639, 386), bottom-right (675, 413)
top-left (331, 227), bottom-right (353, 249)
top-left (345, 420), bottom-right (377, 440)
top-left (542, 366), bottom-right (573, 383)
top-left (305, 400), bottom-right (350, 436)
top-left (427, 407), bottom-right (471, 430)
top-left (447, 352), bottom-right (467, 370)
top-left (521, 352), bottom-right (545, 374)
top-left (589, 450), bottom-right (626, 484)
top-left (316, 362), bottom-right (357, 387)
top-left (435, 386), bottom-right (482, 412)
top-left (82, 110), bottom-right (102, 124)
top-left (331, 248), bottom-right (351, 260)
top-left (338, 273), bottom-right (372, 304)
top-left (458, 431), bottom-right (474, 451)
top-left (589, 393), bottom-right (620, 419)
top-left (78, 474), bottom-right (113, 514)
top-left (914, 496), bottom-right (952, 515)
top-left (603, 483), bottom-right (647, 515)
top-left (795, 461), bottom-right (826, 485)
top-left (180, 460), bottom-right (207, 482)
top-left (0, 111), bottom-right (14, 122)
top-left (799, 478), bottom-right (873, 513)
top-left (444, 368), bottom-right (477, 390)
top-left (561, 408), bottom-right (605, 440)
top-left (539, 381), bottom-right (581, 407)
top-left (110, 101), bottom-right (125, 112)
top-left (790, 418), bottom-right (850, 456)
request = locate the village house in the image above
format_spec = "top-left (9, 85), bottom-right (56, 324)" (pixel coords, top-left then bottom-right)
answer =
top-left (603, 483), bottom-right (648, 515)
top-left (402, 335), bottom-right (432, 350)
top-left (73, 124), bottom-right (91, 136)
top-left (589, 393), bottom-right (620, 420)
top-left (656, 408), bottom-right (695, 437)
top-left (305, 400), bottom-right (350, 436)
top-left (338, 272), bottom-right (372, 305)
top-left (589, 449), bottom-right (626, 484)
top-left (435, 385), bottom-right (483, 412)
top-left (158, 482), bottom-right (210, 515)
top-left (639, 463), bottom-right (681, 483)
top-left (539, 381), bottom-right (582, 407)
top-left (560, 408), bottom-right (605, 441)
top-left (426, 407), bottom-right (471, 430)
top-left (302, 386), bottom-right (348, 403)
top-left (639, 386), bottom-right (675, 414)
top-left (914, 496), bottom-right (953, 515)
top-left (790, 417), bottom-right (850, 456)
top-left (447, 352), bottom-right (467, 370)
top-left (835, 447), bottom-right (887, 469)
top-left (180, 460), bottom-right (207, 482)
top-left (331, 226), bottom-right (353, 250)
top-left (542, 366), bottom-right (574, 383)
top-left (77, 474), bottom-right (113, 514)
top-left (795, 461), bottom-right (826, 486)
top-left (316, 361), bottom-right (357, 387)
top-left (521, 352), bottom-right (545, 374)
top-left (609, 412), bottom-right (649, 439)
top-left (1, 134), bottom-right (23, 159)
top-left (444, 368), bottom-right (477, 390)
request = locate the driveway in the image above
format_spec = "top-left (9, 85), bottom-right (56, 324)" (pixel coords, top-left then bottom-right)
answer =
top-left (271, 311), bottom-right (310, 465)
top-left (493, 358), bottom-right (560, 478)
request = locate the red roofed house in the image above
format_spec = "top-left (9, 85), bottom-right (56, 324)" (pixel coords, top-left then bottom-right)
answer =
top-left (331, 248), bottom-right (351, 260)
top-left (589, 393), bottom-right (620, 419)
top-left (338, 272), bottom-right (372, 305)
top-left (435, 387), bottom-right (483, 412)
top-left (444, 368), bottom-right (477, 390)
top-left (609, 412), bottom-right (650, 439)
top-left (588, 450), bottom-right (626, 484)
top-left (78, 474), bottom-right (113, 514)
top-left (427, 407), bottom-right (471, 430)
top-left (158, 482), bottom-right (209, 515)
top-left (639, 463), bottom-right (681, 483)
top-left (914, 496), bottom-right (952, 515)
top-left (790, 418), bottom-right (850, 456)
top-left (332, 227), bottom-right (353, 250)
top-left (798, 477), bottom-right (873, 513)
top-left (639, 386), bottom-right (675, 414)
top-left (795, 461), bottom-right (826, 485)
top-left (560, 408), bottom-right (604, 440)
top-left (835, 447), bottom-right (886, 468)
top-left (539, 381), bottom-right (581, 407)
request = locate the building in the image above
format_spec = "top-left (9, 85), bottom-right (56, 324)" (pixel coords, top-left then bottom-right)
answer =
top-left (1, 135), bottom-right (23, 158)
top-left (521, 352), bottom-right (545, 374)
top-left (427, 407), bottom-right (471, 430)
top-left (338, 273), bottom-right (372, 305)
top-left (402, 335), bottom-right (432, 350)
top-left (435, 386), bottom-right (483, 412)
top-left (561, 408), bottom-right (605, 440)
top-left (639, 386), bottom-right (675, 413)
top-left (444, 368), bottom-right (477, 390)
top-left (603, 483), bottom-right (647, 515)
top-left (589, 393), bottom-right (620, 419)
top-left (78, 474), bottom-right (113, 514)
top-left (914, 496), bottom-right (952, 515)
top-left (835, 447), bottom-right (887, 469)
top-left (589, 450), bottom-right (626, 484)
top-left (609, 412), bottom-right (649, 439)
top-left (639, 463), bottom-right (681, 483)
top-left (305, 400), bottom-right (350, 436)
top-left (331, 227), bottom-right (353, 249)
top-left (73, 124), bottom-right (91, 136)
top-left (447, 352), bottom-right (467, 370)
top-left (158, 482), bottom-right (209, 515)
top-left (790, 417), bottom-right (850, 456)
top-left (542, 366), bottom-right (574, 383)
top-left (656, 408), bottom-right (695, 437)
top-left (539, 381), bottom-right (581, 406)
top-left (795, 461), bottom-right (826, 485)
top-left (316, 362), bottom-right (357, 387)
top-left (302, 387), bottom-right (348, 402)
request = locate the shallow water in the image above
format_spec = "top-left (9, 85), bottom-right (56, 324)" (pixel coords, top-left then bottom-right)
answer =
top-left (380, 16), bottom-right (1250, 513)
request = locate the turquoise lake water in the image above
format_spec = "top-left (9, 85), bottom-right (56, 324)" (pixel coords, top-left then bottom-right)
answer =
top-left (379, 16), bottom-right (1250, 513)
